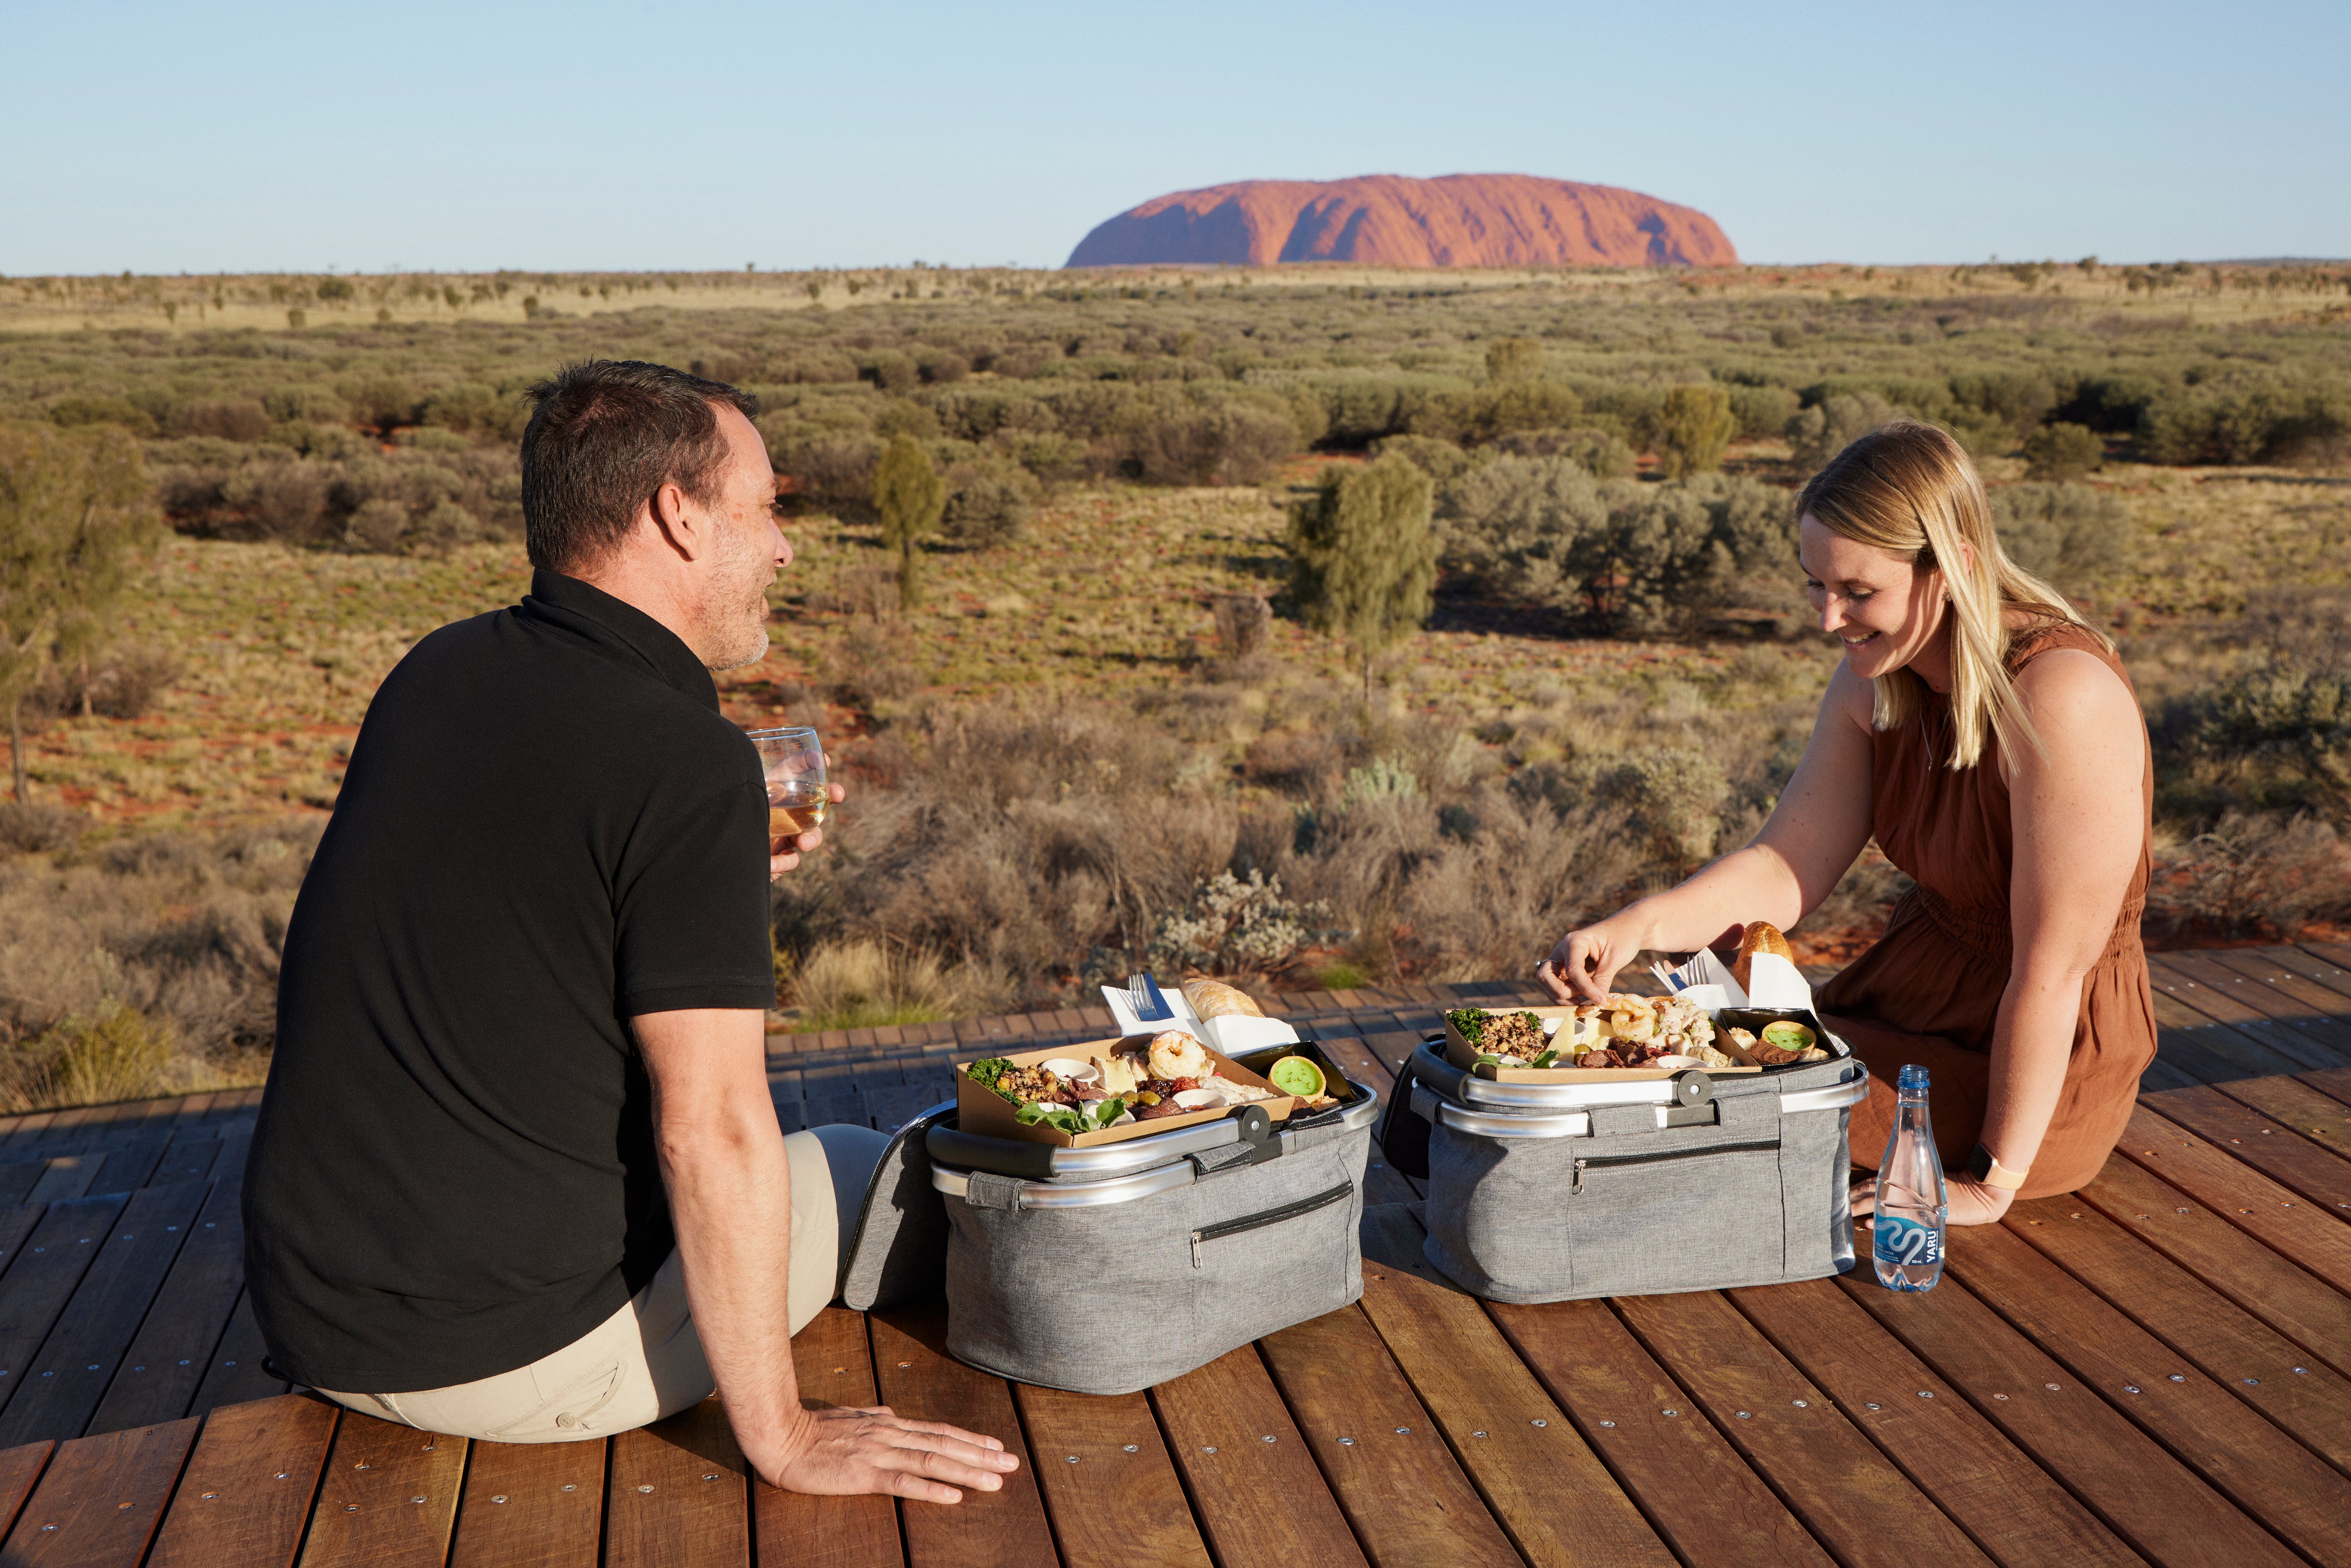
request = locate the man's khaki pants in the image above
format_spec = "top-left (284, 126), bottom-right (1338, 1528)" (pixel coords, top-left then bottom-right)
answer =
top-left (317, 1124), bottom-right (889, 1442)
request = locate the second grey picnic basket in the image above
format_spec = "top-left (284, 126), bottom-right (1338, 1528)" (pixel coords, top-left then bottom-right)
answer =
top-left (838, 1042), bottom-right (1378, 1396)
top-left (1398, 1038), bottom-right (1867, 1303)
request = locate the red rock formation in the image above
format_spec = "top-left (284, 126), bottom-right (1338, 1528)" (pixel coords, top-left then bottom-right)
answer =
top-left (1066, 173), bottom-right (1735, 269)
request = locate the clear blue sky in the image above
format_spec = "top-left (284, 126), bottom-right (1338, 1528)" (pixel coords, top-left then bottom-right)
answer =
top-left (4, 0), bottom-right (2345, 274)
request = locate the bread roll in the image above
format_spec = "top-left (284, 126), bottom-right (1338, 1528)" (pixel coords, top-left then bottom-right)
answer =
top-left (1732, 921), bottom-right (1793, 994)
top-left (1182, 977), bottom-right (1264, 1020)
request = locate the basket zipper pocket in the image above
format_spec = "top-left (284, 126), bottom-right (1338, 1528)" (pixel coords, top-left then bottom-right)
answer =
top-left (1572, 1138), bottom-right (1778, 1196)
top-left (1190, 1181), bottom-right (1354, 1269)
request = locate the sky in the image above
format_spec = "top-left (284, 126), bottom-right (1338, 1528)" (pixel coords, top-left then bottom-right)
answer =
top-left (4, 0), bottom-right (2346, 274)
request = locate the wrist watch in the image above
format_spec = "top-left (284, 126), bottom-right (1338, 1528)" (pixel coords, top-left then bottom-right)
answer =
top-left (1965, 1143), bottom-right (2028, 1191)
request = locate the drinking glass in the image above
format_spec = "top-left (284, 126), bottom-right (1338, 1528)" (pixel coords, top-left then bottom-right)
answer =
top-left (748, 727), bottom-right (827, 856)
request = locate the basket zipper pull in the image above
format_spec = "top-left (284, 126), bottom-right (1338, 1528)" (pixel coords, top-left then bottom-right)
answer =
top-left (1190, 1230), bottom-right (1204, 1269)
top-left (1573, 1158), bottom-right (1587, 1196)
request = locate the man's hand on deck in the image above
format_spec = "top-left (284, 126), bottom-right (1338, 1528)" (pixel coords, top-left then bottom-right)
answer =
top-left (769, 780), bottom-right (847, 877)
top-left (751, 1403), bottom-right (1018, 1503)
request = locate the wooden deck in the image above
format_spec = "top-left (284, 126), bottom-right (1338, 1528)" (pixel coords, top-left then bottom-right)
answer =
top-left (0, 941), bottom-right (2341, 1565)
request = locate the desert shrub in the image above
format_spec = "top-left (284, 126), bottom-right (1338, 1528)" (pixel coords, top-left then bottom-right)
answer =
top-left (50, 395), bottom-right (157, 436)
top-left (790, 938), bottom-right (998, 1029)
top-left (2022, 422), bottom-right (2105, 481)
top-left (1149, 869), bottom-right (1321, 979)
top-left (770, 428), bottom-right (881, 508)
top-left (916, 350), bottom-right (969, 385)
top-left (262, 385), bottom-right (347, 424)
top-left (989, 430), bottom-right (1091, 487)
top-left (1646, 384), bottom-right (1738, 478)
top-left (1489, 428), bottom-right (1636, 478)
top-left (1128, 402), bottom-right (1298, 486)
top-left (1369, 434), bottom-right (1484, 484)
top-left (2196, 666), bottom-right (2351, 824)
top-left (0, 802), bottom-right (87, 853)
top-left (939, 455), bottom-right (1036, 550)
top-left (863, 349), bottom-right (919, 392)
top-left (823, 619), bottom-right (923, 711)
top-left (1949, 371), bottom-right (2058, 438)
top-left (2147, 811), bottom-right (2351, 938)
top-left (220, 456), bottom-right (332, 541)
top-left (1994, 482), bottom-right (2129, 588)
top-left (1438, 454), bottom-right (1610, 610)
top-left (173, 400), bottom-right (269, 441)
top-left (1243, 730), bottom-right (1342, 796)
top-left (1485, 338), bottom-right (1542, 384)
top-left (1286, 453), bottom-right (1438, 695)
top-left (26, 646), bottom-right (179, 721)
top-left (1209, 595), bottom-right (1272, 662)
top-left (871, 401), bottom-right (941, 442)
top-left (421, 383), bottom-right (529, 442)
top-left (344, 377), bottom-right (422, 433)
top-left (1602, 746), bottom-right (1731, 871)
top-left (1727, 384), bottom-right (1800, 439)
top-left (1785, 392), bottom-right (1904, 474)
top-left (1399, 784), bottom-right (1644, 981)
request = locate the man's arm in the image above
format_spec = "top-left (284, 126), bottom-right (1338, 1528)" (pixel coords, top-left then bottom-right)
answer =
top-left (633, 1008), bottom-right (1018, 1501)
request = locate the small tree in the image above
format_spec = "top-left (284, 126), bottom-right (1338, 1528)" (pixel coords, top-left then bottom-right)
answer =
top-left (871, 434), bottom-right (945, 610)
top-left (1485, 337), bottom-right (1541, 385)
top-left (0, 423), bottom-right (158, 802)
top-left (1650, 384), bottom-right (1738, 478)
top-left (1285, 453), bottom-right (1437, 703)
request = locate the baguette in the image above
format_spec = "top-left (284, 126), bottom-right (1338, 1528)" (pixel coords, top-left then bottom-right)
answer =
top-left (1732, 921), bottom-right (1793, 995)
top-left (1182, 977), bottom-right (1264, 1021)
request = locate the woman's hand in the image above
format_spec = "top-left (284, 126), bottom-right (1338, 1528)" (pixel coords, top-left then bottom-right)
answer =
top-left (1538, 913), bottom-right (1652, 1003)
top-left (1849, 1174), bottom-right (2013, 1229)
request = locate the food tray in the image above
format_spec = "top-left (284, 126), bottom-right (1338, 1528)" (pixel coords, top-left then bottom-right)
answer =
top-left (954, 1035), bottom-right (1298, 1149)
top-left (1440, 1005), bottom-right (1763, 1082)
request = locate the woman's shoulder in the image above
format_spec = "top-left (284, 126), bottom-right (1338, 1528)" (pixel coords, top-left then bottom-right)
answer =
top-left (2002, 610), bottom-right (2111, 668)
top-left (2008, 643), bottom-right (2143, 770)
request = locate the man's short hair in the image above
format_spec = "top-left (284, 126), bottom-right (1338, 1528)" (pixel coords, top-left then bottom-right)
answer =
top-left (519, 360), bottom-right (760, 574)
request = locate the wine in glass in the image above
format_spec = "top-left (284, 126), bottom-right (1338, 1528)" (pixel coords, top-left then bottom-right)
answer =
top-left (748, 727), bottom-right (827, 855)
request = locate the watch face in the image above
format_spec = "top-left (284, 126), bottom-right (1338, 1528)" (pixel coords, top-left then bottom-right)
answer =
top-left (1966, 1144), bottom-right (1994, 1182)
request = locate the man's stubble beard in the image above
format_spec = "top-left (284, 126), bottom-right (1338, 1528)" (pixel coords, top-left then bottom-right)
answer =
top-left (702, 524), bottom-right (776, 672)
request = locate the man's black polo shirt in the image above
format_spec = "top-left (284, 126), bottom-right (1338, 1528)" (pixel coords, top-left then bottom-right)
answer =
top-left (245, 570), bottom-right (775, 1392)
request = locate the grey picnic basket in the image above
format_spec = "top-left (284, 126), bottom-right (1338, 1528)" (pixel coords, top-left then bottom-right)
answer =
top-left (1399, 1040), bottom-right (1868, 1302)
top-left (838, 1070), bottom-right (1378, 1396)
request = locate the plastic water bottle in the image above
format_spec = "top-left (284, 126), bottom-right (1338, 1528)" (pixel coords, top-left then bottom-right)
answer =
top-left (1873, 1063), bottom-right (1947, 1291)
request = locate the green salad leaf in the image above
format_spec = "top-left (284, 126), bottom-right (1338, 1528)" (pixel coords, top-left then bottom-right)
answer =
top-left (1446, 1008), bottom-right (1487, 1044)
top-left (1014, 1097), bottom-right (1128, 1135)
top-left (1529, 1048), bottom-right (1562, 1069)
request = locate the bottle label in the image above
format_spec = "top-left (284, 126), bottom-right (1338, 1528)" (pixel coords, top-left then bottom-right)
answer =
top-left (1874, 1215), bottom-right (1943, 1268)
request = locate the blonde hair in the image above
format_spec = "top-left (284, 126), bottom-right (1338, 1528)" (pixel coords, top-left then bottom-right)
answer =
top-left (1796, 419), bottom-right (2109, 770)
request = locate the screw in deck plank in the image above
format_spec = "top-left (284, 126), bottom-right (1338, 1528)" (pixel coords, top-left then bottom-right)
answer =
top-left (0, 1195), bottom-right (133, 1421)
top-left (188, 1292), bottom-right (290, 1421)
top-left (0, 1415), bottom-right (199, 1568)
top-left (2117, 1107), bottom-right (2351, 1298)
top-left (145, 1394), bottom-right (339, 1568)
top-left (294, 1412), bottom-right (466, 1568)
top-left (87, 1175), bottom-right (252, 1437)
top-left (2141, 1087), bottom-right (2351, 1212)
top-left (1832, 1266), bottom-right (2306, 1568)
top-left (2212, 1075), bottom-right (2351, 1157)
top-left (1014, 1382), bottom-right (1212, 1568)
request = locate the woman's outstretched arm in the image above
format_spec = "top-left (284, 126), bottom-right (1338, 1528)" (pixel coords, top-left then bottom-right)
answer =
top-left (1541, 662), bottom-right (1880, 1002)
top-left (1951, 648), bottom-right (2146, 1223)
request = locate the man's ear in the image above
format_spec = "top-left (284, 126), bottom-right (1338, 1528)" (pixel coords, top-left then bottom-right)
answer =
top-left (646, 480), bottom-right (702, 562)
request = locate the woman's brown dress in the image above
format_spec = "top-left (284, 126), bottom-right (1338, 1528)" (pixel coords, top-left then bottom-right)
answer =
top-left (1815, 620), bottom-right (2157, 1199)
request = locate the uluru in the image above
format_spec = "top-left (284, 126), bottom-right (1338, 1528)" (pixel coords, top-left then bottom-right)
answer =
top-left (1065, 173), bottom-right (1736, 269)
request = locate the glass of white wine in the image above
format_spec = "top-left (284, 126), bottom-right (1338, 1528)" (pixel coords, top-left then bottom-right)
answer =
top-left (747, 727), bottom-right (827, 856)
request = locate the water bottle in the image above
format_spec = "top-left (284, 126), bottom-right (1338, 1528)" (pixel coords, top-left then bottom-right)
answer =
top-left (1873, 1063), bottom-right (1947, 1291)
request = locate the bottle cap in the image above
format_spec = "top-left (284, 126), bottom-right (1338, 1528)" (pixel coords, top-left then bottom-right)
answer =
top-left (1898, 1064), bottom-right (1929, 1093)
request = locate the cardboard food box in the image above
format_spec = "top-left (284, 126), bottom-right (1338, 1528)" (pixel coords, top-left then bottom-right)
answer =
top-left (956, 1037), bottom-right (1299, 1148)
top-left (1441, 1004), bottom-right (1764, 1083)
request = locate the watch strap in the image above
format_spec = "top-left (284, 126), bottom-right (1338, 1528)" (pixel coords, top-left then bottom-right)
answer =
top-left (1967, 1143), bottom-right (2028, 1191)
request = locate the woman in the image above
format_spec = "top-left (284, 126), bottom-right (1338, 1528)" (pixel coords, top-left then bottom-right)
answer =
top-left (1539, 421), bottom-right (2153, 1224)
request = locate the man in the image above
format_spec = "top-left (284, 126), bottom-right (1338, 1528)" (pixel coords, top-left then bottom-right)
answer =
top-left (246, 360), bottom-right (1014, 1503)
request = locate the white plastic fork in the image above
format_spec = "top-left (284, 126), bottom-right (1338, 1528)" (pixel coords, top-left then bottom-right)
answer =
top-left (1125, 973), bottom-right (1159, 1021)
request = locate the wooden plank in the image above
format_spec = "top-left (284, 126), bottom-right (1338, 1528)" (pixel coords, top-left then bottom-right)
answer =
top-left (0, 1415), bottom-right (199, 1568)
top-left (2201, 947), bottom-right (2351, 1041)
top-left (1151, 1345), bottom-right (1370, 1568)
top-left (1945, 1218), bottom-right (2351, 1566)
top-left (869, 1304), bottom-right (1054, 1568)
top-left (87, 1175), bottom-right (249, 1434)
top-left (1614, 1290), bottom-right (1995, 1568)
top-left (2117, 1106), bottom-right (2351, 1295)
top-left (25, 1157), bottom-right (103, 1206)
top-left (751, 1307), bottom-right (900, 1568)
top-left (606, 1398), bottom-right (746, 1568)
top-left (2075, 1156), bottom-right (2351, 1378)
top-left (2138, 1051), bottom-right (2203, 1093)
top-left (1258, 1302), bottom-right (1559, 1568)
top-left (1732, 1277), bottom-right (2141, 1568)
top-left (2147, 955), bottom-right (2346, 1071)
top-left (0, 1181), bottom-right (207, 1446)
top-left (1014, 1383), bottom-right (1213, 1568)
top-left (0, 1194), bottom-right (129, 1415)
top-left (146, 1393), bottom-right (340, 1568)
top-left (1353, 1208), bottom-right (1674, 1568)
top-left (2147, 987), bottom-right (2308, 1079)
top-left (189, 1291), bottom-right (291, 1419)
top-left (0, 1437), bottom-right (53, 1539)
top-left (2141, 1085), bottom-right (2351, 1211)
top-left (2214, 1074), bottom-right (2351, 1159)
top-left (1835, 1270), bottom-right (2303, 1568)
top-left (0, 1163), bottom-right (51, 1210)
top-left (296, 1412), bottom-right (466, 1568)
top-left (2003, 1196), bottom-right (2351, 1476)
top-left (145, 1133), bottom-right (226, 1190)
top-left (88, 1132), bottom-right (171, 1195)
top-left (446, 1437), bottom-right (606, 1568)
top-left (0, 1203), bottom-right (48, 1283)
top-left (0, 1112), bottom-right (60, 1154)
top-left (2300, 1066), bottom-right (2351, 1113)
top-left (2262, 944), bottom-right (2351, 1003)
top-left (1490, 1296), bottom-right (1835, 1568)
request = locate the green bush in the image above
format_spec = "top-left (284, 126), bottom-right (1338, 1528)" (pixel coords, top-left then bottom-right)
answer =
top-left (2022, 422), bottom-right (2105, 481)
top-left (1485, 338), bottom-right (1542, 384)
top-left (1785, 392), bottom-right (1903, 474)
top-left (1727, 384), bottom-right (1799, 440)
top-left (1648, 385), bottom-right (1738, 478)
top-left (1994, 482), bottom-right (2129, 588)
top-left (940, 455), bottom-right (1037, 550)
top-left (49, 395), bottom-right (156, 436)
top-left (1128, 402), bottom-right (1298, 487)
